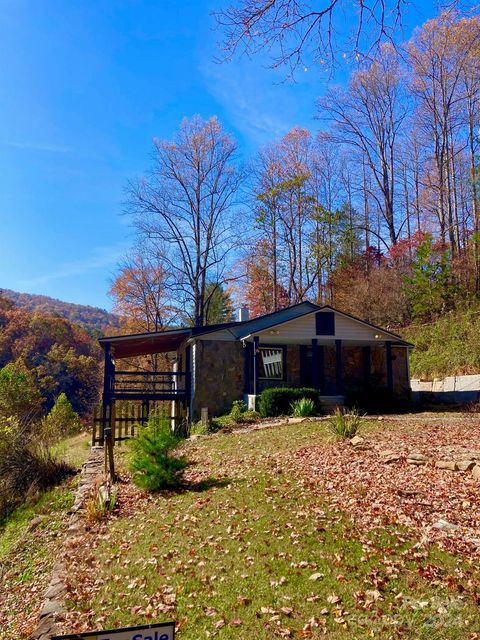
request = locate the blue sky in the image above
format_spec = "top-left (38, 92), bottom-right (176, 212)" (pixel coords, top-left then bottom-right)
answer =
top-left (0, 0), bottom-right (438, 310)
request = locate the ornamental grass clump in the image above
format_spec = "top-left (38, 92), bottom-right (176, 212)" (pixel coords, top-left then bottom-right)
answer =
top-left (328, 407), bottom-right (363, 440)
top-left (129, 414), bottom-right (187, 491)
top-left (291, 397), bottom-right (316, 417)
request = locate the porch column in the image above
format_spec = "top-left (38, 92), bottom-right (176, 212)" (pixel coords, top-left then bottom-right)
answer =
top-left (243, 341), bottom-right (253, 394)
top-left (253, 336), bottom-right (260, 396)
top-left (335, 339), bottom-right (343, 394)
top-left (386, 341), bottom-right (394, 391)
top-left (311, 339), bottom-right (319, 390)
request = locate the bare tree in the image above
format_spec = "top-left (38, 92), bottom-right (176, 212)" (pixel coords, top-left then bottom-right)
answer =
top-left (215, 0), bottom-right (405, 74)
top-left (408, 12), bottom-right (480, 255)
top-left (126, 116), bottom-right (244, 327)
top-left (319, 44), bottom-right (408, 245)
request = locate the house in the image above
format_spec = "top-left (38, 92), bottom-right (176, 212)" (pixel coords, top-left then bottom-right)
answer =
top-left (97, 302), bottom-right (412, 439)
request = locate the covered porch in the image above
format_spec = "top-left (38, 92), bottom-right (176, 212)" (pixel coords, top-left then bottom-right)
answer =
top-left (242, 335), bottom-right (407, 406)
top-left (95, 328), bottom-right (192, 444)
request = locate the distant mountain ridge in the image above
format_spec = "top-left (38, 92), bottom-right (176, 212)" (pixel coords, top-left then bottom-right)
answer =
top-left (0, 288), bottom-right (120, 334)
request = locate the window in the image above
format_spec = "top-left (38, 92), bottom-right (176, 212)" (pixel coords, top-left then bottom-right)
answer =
top-left (259, 347), bottom-right (284, 379)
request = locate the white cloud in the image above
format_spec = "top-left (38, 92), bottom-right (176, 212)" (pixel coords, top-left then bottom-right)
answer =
top-left (4, 140), bottom-right (71, 153)
top-left (19, 243), bottom-right (128, 288)
top-left (201, 60), bottom-right (296, 145)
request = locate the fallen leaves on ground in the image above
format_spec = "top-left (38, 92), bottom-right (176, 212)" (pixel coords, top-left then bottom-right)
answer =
top-left (291, 417), bottom-right (480, 557)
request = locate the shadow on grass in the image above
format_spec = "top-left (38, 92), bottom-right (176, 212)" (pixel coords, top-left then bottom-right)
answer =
top-left (178, 476), bottom-right (232, 493)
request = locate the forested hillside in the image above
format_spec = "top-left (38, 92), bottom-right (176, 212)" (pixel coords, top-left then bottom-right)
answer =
top-left (1, 289), bottom-right (120, 334)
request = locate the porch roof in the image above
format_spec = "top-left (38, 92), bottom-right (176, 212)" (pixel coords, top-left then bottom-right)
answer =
top-left (99, 328), bottom-right (191, 359)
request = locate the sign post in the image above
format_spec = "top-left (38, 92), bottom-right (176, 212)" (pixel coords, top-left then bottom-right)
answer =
top-left (53, 622), bottom-right (175, 640)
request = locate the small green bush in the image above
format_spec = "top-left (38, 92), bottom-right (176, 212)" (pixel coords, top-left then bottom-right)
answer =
top-left (230, 400), bottom-right (247, 422)
top-left (242, 409), bottom-right (260, 423)
top-left (327, 407), bottom-right (363, 439)
top-left (190, 421), bottom-right (209, 436)
top-left (129, 415), bottom-right (187, 491)
top-left (259, 387), bottom-right (320, 418)
top-left (291, 397), bottom-right (316, 417)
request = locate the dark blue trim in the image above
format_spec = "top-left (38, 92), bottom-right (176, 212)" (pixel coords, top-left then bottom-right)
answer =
top-left (244, 341), bottom-right (253, 394)
top-left (253, 336), bottom-right (259, 396)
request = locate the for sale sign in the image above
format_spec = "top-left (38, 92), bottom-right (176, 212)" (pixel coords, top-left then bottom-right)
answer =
top-left (53, 622), bottom-right (175, 640)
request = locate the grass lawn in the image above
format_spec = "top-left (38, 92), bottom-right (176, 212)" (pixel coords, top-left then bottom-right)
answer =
top-left (57, 418), bottom-right (480, 639)
top-left (0, 431), bottom-right (91, 640)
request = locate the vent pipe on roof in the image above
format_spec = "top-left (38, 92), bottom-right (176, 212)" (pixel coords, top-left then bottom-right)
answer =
top-left (237, 307), bottom-right (250, 322)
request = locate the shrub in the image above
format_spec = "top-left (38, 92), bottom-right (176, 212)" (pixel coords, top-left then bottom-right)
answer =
top-left (259, 387), bottom-right (321, 418)
top-left (0, 362), bottom-right (43, 422)
top-left (129, 415), bottom-right (187, 491)
top-left (209, 401), bottom-right (260, 432)
top-left (190, 420), bottom-right (209, 436)
top-left (229, 400), bottom-right (247, 423)
top-left (327, 407), bottom-right (363, 440)
top-left (291, 397), bottom-right (316, 417)
top-left (0, 416), bottom-right (74, 520)
top-left (85, 481), bottom-right (118, 521)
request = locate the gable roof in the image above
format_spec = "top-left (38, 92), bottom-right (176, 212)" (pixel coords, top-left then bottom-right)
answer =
top-left (99, 301), bottom-right (412, 358)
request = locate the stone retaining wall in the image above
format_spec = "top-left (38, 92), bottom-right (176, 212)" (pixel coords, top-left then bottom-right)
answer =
top-left (412, 374), bottom-right (480, 404)
top-left (31, 446), bottom-right (104, 640)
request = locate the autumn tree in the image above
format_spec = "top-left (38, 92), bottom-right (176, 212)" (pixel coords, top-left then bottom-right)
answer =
top-left (244, 240), bottom-right (289, 317)
top-left (109, 249), bottom-right (174, 334)
top-left (127, 116), bottom-right (244, 327)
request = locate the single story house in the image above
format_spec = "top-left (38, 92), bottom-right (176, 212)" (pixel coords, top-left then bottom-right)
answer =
top-left (98, 302), bottom-right (412, 436)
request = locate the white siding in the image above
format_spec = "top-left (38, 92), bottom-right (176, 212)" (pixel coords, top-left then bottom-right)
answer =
top-left (252, 310), bottom-right (396, 344)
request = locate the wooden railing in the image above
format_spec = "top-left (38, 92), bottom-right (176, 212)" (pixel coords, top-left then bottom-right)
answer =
top-left (92, 401), bottom-right (187, 445)
top-left (112, 370), bottom-right (189, 400)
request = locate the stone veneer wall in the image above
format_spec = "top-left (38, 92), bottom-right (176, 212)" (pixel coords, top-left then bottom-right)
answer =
top-left (192, 339), bottom-right (245, 420)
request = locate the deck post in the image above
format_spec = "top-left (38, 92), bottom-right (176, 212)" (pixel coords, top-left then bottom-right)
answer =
top-left (253, 336), bottom-right (260, 397)
top-left (335, 339), bottom-right (343, 394)
top-left (101, 342), bottom-right (114, 444)
top-left (386, 341), bottom-right (394, 391)
top-left (311, 339), bottom-right (319, 390)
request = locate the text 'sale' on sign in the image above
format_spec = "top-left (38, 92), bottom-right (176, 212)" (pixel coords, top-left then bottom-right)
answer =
top-left (52, 622), bottom-right (175, 640)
